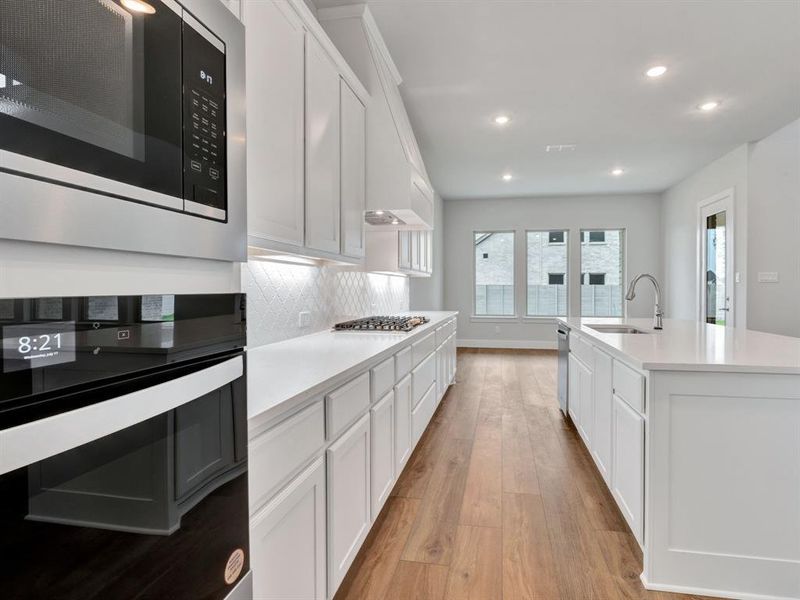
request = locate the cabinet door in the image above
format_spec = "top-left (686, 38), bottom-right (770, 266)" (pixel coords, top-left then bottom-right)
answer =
top-left (592, 348), bottom-right (613, 484)
top-left (327, 414), bottom-right (370, 595)
top-left (612, 395), bottom-right (645, 544)
top-left (426, 231), bottom-right (434, 274)
top-left (305, 35), bottom-right (341, 254)
top-left (398, 231), bottom-right (412, 269)
top-left (568, 353), bottom-right (581, 425)
top-left (340, 80), bottom-right (366, 258)
top-left (371, 391), bottom-right (395, 519)
top-left (577, 358), bottom-right (594, 447)
top-left (244, 1), bottom-right (305, 246)
top-left (410, 231), bottom-right (421, 272)
top-left (419, 231), bottom-right (428, 274)
top-left (250, 457), bottom-right (326, 600)
top-left (394, 374), bottom-right (412, 473)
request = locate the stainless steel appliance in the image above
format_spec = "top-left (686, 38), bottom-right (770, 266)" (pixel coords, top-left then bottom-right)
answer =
top-left (557, 324), bottom-right (570, 415)
top-left (334, 315), bottom-right (430, 332)
top-left (0, 0), bottom-right (246, 261)
top-left (0, 293), bottom-right (251, 600)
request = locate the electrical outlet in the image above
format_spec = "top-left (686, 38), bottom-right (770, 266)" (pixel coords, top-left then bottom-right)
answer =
top-left (494, 325), bottom-right (500, 334)
top-left (298, 311), bottom-right (311, 328)
top-left (758, 272), bottom-right (779, 283)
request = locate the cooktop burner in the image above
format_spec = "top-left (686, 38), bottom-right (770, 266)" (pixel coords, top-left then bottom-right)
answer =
top-left (333, 315), bottom-right (430, 332)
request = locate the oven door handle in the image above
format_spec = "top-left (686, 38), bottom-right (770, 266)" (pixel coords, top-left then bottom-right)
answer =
top-left (0, 355), bottom-right (243, 476)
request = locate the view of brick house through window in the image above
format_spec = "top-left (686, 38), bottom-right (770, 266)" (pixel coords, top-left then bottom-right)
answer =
top-left (474, 229), bottom-right (625, 317)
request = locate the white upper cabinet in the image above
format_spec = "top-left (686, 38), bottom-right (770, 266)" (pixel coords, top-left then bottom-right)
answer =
top-left (340, 80), bottom-right (366, 259)
top-left (244, 0), bottom-right (305, 246)
top-left (366, 230), bottom-right (432, 277)
top-left (305, 35), bottom-right (341, 254)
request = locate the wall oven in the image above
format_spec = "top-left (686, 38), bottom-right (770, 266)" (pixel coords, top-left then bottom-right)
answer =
top-left (0, 293), bottom-right (251, 600)
top-left (0, 0), bottom-right (246, 262)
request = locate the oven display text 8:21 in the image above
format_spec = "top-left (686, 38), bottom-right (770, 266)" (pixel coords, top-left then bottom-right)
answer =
top-left (2, 321), bottom-right (77, 373)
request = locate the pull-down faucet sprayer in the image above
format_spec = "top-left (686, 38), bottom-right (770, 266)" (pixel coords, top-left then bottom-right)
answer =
top-left (625, 274), bottom-right (663, 330)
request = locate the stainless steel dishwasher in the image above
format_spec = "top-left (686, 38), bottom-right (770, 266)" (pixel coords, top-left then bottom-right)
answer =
top-left (557, 325), bottom-right (570, 415)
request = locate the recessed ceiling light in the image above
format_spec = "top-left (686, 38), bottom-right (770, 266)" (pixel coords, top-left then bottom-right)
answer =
top-left (611, 168), bottom-right (624, 176)
top-left (494, 115), bottom-right (511, 126)
top-left (646, 65), bottom-right (667, 78)
top-left (374, 210), bottom-right (384, 215)
top-left (121, 0), bottom-right (156, 14)
top-left (502, 173), bottom-right (513, 181)
top-left (699, 100), bottom-right (720, 111)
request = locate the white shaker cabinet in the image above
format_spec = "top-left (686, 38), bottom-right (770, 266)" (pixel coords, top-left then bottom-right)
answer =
top-left (370, 391), bottom-right (395, 519)
top-left (398, 231), bottom-right (412, 270)
top-left (327, 414), bottom-right (371, 596)
top-left (340, 80), bottom-right (366, 259)
top-left (410, 231), bottom-right (421, 272)
top-left (250, 457), bottom-right (327, 600)
top-left (592, 348), bottom-right (613, 484)
top-left (244, 0), bottom-right (305, 246)
top-left (305, 35), bottom-right (341, 254)
top-left (568, 353), bottom-right (581, 425)
top-left (394, 374), bottom-right (412, 474)
top-left (612, 394), bottom-right (645, 545)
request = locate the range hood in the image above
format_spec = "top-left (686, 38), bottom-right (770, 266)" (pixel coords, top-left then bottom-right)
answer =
top-left (319, 4), bottom-right (434, 231)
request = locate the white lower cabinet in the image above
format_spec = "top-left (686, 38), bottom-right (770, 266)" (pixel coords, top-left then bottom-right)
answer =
top-left (612, 394), bottom-right (645, 545)
top-left (577, 356), bottom-right (594, 447)
top-left (568, 353), bottom-right (581, 425)
top-left (250, 457), bottom-right (327, 600)
top-left (394, 374), bottom-right (412, 472)
top-left (370, 391), bottom-right (395, 519)
top-left (327, 413), bottom-right (371, 596)
top-left (592, 348), bottom-right (613, 484)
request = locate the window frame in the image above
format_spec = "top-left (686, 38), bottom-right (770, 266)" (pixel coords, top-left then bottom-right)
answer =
top-left (579, 228), bottom-right (626, 317)
top-left (525, 229), bottom-right (569, 318)
top-left (548, 273), bottom-right (565, 285)
top-left (472, 230), bottom-right (517, 318)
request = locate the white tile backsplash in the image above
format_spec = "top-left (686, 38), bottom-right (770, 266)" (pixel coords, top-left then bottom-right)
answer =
top-left (243, 260), bottom-right (409, 347)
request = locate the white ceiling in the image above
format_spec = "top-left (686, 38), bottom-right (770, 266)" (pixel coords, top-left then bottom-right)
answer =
top-left (315, 0), bottom-right (800, 199)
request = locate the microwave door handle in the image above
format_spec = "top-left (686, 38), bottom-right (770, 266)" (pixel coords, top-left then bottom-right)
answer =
top-left (0, 355), bottom-right (243, 476)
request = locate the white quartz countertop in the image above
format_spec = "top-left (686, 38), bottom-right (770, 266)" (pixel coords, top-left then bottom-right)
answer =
top-left (559, 317), bottom-right (800, 374)
top-left (247, 311), bottom-right (458, 428)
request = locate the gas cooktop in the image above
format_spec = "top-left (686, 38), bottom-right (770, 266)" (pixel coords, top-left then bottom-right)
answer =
top-left (333, 315), bottom-right (430, 332)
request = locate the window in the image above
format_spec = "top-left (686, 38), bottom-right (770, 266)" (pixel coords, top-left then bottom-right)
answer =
top-left (474, 231), bottom-right (515, 316)
top-left (581, 229), bottom-right (624, 316)
top-left (527, 230), bottom-right (568, 316)
top-left (584, 231), bottom-right (606, 244)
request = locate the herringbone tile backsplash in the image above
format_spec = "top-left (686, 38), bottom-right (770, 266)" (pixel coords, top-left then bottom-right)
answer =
top-left (243, 260), bottom-right (409, 347)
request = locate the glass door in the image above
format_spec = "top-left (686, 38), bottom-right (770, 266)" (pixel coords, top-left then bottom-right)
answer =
top-left (700, 193), bottom-right (734, 326)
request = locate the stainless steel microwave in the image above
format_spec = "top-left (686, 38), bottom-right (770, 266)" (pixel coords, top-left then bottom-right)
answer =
top-left (0, 0), bottom-right (246, 262)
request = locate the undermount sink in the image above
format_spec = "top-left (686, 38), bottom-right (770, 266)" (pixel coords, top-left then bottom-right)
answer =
top-left (587, 324), bottom-right (650, 334)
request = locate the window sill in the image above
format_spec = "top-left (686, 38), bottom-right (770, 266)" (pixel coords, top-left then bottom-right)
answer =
top-left (522, 316), bottom-right (563, 324)
top-left (470, 315), bottom-right (519, 323)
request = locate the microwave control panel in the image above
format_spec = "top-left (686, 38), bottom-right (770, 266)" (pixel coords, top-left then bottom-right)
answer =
top-left (182, 22), bottom-right (226, 220)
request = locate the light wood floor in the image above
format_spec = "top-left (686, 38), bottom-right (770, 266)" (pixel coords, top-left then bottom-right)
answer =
top-left (334, 348), bottom-right (717, 600)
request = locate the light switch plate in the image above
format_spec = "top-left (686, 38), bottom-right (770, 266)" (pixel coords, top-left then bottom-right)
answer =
top-left (298, 311), bottom-right (311, 327)
top-left (758, 272), bottom-right (779, 283)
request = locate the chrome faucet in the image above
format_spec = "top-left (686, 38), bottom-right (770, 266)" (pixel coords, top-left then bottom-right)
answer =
top-left (625, 274), bottom-right (663, 330)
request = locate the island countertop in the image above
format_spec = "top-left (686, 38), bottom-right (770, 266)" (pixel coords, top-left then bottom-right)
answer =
top-left (558, 317), bottom-right (800, 375)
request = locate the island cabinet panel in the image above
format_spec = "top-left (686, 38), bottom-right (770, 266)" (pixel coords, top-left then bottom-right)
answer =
top-left (592, 348), bottom-right (613, 485)
top-left (370, 390), bottom-right (395, 519)
top-left (577, 358), bottom-right (594, 447)
top-left (568, 353), bottom-right (581, 425)
top-left (250, 457), bottom-right (327, 600)
top-left (327, 414), bottom-right (371, 596)
top-left (612, 394), bottom-right (644, 545)
top-left (394, 374), bottom-right (413, 472)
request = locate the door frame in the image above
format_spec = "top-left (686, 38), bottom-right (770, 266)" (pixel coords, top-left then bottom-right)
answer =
top-left (697, 189), bottom-right (735, 326)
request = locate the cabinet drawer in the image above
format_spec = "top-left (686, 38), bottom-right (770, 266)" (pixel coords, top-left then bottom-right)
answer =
top-left (613, 360), bottom-right (645, 414)
top-left (447, 318), bottom-right (457, 338)
top-left (249, 400), bottom-right (326, 513)
top-left (371, 356), bottom-right (395, 402)
top-left (327, 372), bottom-right (371, 440)
top-left (411, 382), bottom-right (436, 447)
top-left (571, 333), bottom-right (594, 367)
top-left (395, 346), bottom-right (412, 380)
top-left (412, 332), bottom-right (436, 367)
top-left (412, 352), bottom-right (436, 408)
top-left (435, 325), bottom-right (447, 347)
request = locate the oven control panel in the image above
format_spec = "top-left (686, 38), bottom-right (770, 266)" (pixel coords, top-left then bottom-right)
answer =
top-left (182, 21), bottom-right (226, 221)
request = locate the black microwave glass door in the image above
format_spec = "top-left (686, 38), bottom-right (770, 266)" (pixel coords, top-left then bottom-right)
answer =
top-left (0, 376), bottom-right (249, 600)
top-left (0, 0), bottom-right (183, 200)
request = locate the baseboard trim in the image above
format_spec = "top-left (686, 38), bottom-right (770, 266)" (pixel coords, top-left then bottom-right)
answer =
top-left (457, 338), bottom-right (557, 350)
top-left (640, 573), bottom-right (796, 600)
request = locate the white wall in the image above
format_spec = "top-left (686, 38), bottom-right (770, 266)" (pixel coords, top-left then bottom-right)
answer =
top-left (660, 145), bottom-right (749, 325)
top-left (746, 119), bottom-right (800, 337)
top-left (443, 194), bottom-right (662, 347)
top-left (0, 240), bottom-right (241, 298)
top-left (409, 192), bottom-right (444, 310)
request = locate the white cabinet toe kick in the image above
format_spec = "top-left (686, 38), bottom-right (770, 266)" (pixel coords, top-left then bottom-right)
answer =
top-left (563, 323), bottom-right (800, 600)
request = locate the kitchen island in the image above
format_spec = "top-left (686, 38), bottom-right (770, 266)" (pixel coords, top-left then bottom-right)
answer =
top-left (558, 317), bottom-right (800, 600)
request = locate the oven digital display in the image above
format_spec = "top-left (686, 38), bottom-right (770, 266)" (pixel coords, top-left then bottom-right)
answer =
top-left (2, 321), bottom-right (77, 373)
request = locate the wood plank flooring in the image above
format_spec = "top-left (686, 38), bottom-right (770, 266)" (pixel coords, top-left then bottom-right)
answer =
top-left (334, 349), bottom-right (716, 600)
